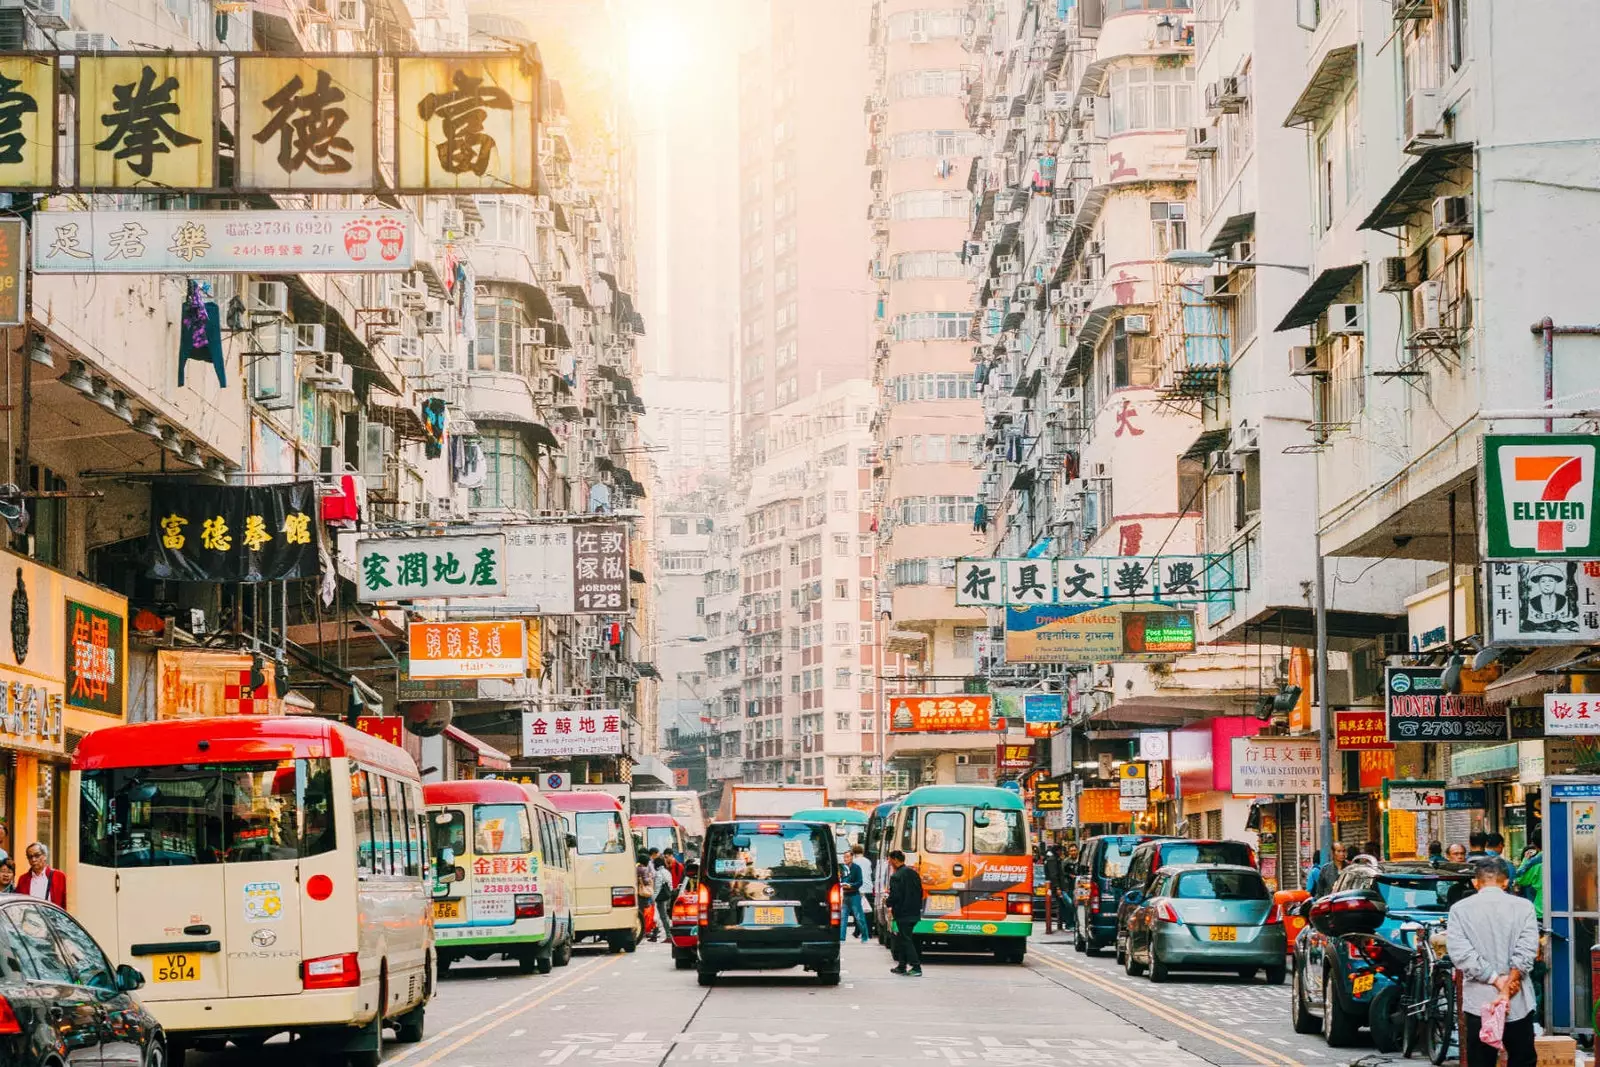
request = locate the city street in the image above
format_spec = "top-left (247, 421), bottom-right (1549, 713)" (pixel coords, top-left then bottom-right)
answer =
top-left (188, 934), bottom-right (1390, 1067)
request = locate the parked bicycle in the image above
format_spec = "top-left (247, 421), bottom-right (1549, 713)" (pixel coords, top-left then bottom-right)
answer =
top-left (1363, 915), bottom-right (1455, 1060)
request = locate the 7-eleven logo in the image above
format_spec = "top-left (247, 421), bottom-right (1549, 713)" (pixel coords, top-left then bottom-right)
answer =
top-left (1498, 445), bottom-right (1595, 553)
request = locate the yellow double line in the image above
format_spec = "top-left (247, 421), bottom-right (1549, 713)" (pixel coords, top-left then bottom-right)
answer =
top-left (1032, 950), bottom-right (1302, 1066)
top-left (384, 953), bottom-right (619, 1067)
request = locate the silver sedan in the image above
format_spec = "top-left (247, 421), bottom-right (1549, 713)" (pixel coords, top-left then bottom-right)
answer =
top-left (1122, 863), bottom-right (1288, 984)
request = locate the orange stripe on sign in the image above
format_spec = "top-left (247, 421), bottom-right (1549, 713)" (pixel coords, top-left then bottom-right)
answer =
top-left (1515, 455), bottom-right (1572, 481)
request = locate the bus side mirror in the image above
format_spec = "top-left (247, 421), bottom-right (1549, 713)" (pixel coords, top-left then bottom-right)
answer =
top-left (973, 812), bottom-right (992, 828)
top-left (567, 833), bottom-right (578, 851)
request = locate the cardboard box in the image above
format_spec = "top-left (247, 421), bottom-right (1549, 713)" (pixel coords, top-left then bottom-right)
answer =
top-left (1536, 1034), bottom-right (1578, 1067)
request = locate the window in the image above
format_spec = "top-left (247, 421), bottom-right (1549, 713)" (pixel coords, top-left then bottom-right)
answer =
top-left (1317, 129), bottom-right (1335, 231)
top-left (835, 668), bottom-right (852, 689)
top-left (574, 810), bottom-right (625, 854)
top-left (471, 429), bottom-right (537, 513)
top-left (706, 822), bottom-right (834, 877)
top-left (1340, 87), bottom-right (1361, 206)
top-left (973, 810), bottom-right (1026, 855)
top-left (834, 579), bottom-right (850, 599)
top-left (45, 908), bottom-right (117, 992)
top-left (884, 9), bottom-right (968, 42)
top-left (833, 535), bottom-right (850, 557)
top-left (889, 129), bottom-right (981, 160)
top-left (890, 190), bottom-right (971, 220)
top-left (474, 295), bottom-right (526, 372)
top-left (891, 250), bottom-right (967, 280)
top-left (474, 803), bottom-right (533, 855)
top-left (899, 809), bottom-right (918, 850)
top-left (1150, 202), bottom-right (1187, 257)
top-left (1109, 317), bottom-right (1158, 387)
top-left (832, 491), bottom-right (848, 511)
top-left (834, 622), bottom-right (851, 642)
top-left (3, 905), bottom-right (75, 984)
top-left (836, 712), bottom-right (853, 730)
top-left (923, 811), bottom-right (967, 854)
top-left (670, 518), bottom-right (689, 535)
top-left (1174, 870), bottom-right (1269, 900)
top-left (890, 68), bottom-right (968, 99)
top-left (477, 199), bottom-right (529, 246)
top-left (1109, 64), bottom-right (1195, 134)
top-left (891, 313), bottom-right (969, 342)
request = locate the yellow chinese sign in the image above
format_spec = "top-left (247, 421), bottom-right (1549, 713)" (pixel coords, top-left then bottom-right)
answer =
top-left (0, 57), bottom-right (55, 189)
top-left (78, 55), bottom-right (216, 189)
top-left (238, 56), bottom-right (377, 191)
top-left (396, 54), bottom-right (538, 192)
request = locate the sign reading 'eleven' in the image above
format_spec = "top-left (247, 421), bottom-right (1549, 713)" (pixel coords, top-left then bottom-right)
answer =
top-left (1483, 435), bottom-right (1600, 559)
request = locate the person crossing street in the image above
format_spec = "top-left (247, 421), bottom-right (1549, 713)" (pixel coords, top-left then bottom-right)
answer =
top-left (886, 849), bottom-right (923, 977)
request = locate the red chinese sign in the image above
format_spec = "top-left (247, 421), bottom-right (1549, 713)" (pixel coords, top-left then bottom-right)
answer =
top-left (1025, 721), bottom-right (1060, 738)
top-left (1334, 710), bottom-right (1395, 750)
top-left (65, 599), bottom-right (123, 716)
top-left (356, 716), bottom-right (404, 747)
top-left (1359, 749), bottom-right (1397, 790)
top-left (887, 694), bottom-right (995, 733)
top-left (470, 856), bottom-right (531, 876)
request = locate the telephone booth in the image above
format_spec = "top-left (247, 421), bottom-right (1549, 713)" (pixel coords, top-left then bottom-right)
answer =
top-left (1542, 777), bottom-right (1600, 1035)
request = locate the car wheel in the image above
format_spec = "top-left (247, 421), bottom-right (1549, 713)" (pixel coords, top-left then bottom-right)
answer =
top-left (393, 1003), bottom-right (425, 1044)
top-left (1264, 963), bottom-right (1286, 986)
top-left (1148, 946), bottom-right (1169, 983)
top-left (146, 1038), bottom-right (168, 1067)
top-left (1322, 968), bottom-right (1357, 1047)
top-left (535, 951), bottom-right (554, 975)
top-left (1115, 935), bottom-right (1127, 966)
top-left (1073, 918), bottom-right (1087, 953)
top-left (1369, 982), bottom-right (1405, 1054)
top-left (554, 936), bottom-right (573, 968)
top-left (674, 956), bottom-right (694, 971)
top-left (817, 968), bottom-right (841, 986)
top-left (1124, 939), bottom-right (1146, 977)
top-left (1290, 963), bottom-right (1319, 1034)
top-left (696, 966), bottom-right (717, 987)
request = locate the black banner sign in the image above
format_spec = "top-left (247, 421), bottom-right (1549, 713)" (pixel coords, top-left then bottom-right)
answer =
top-left (146, 480), bottom-right (319, 582)
top-left (1385, 665), bottom-right (1509, 743)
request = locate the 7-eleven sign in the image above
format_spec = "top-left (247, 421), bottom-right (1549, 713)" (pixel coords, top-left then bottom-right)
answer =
top-left (1484, 435), bottom-right (1600, 558)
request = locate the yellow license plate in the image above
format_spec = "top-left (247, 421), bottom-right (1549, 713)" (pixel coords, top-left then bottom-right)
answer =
top-left (1208, 926), bottom-right (1237, 942)
top-left (433, 899), bottom-right (464, 921)
top-left (928, 894), bottom-right (960, 912)
top-left (153, 953), bottom-right (201, 983)
top-left (1352, 973), bottom-right (1375, 996)
top-left (752, 906), bottom-right (785, 925)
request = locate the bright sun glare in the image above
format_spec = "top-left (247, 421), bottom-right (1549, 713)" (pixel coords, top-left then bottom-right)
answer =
top-left (626, 11), bottom-right (693, 94)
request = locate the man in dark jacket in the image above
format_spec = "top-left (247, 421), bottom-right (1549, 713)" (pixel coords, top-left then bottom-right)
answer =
top-left (886, 849), bottom-right (924, 976)
top-left (1312, 842), bottom-right (1348, 899)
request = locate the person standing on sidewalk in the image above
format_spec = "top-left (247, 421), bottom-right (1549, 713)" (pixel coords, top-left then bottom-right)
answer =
top-left (840, 848), bottom-right (868, 941)
top-left (1446, 856), bottom-right (1539, 1067)
top-left (886, 849), bottom-right (924, 977)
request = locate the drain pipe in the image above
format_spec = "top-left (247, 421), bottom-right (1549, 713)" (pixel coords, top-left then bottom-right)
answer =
top-left (1531, 319), bottom-right (1600, 432)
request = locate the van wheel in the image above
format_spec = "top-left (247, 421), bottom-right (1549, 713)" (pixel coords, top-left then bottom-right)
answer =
top-left (696, 966), bottom-right (716, 987)
top-left (817, 967), bottom-right (841, 986)
top-left (393, 1003), bottom-right (425, 1044)
top-left (554, 936), bottom-right (572, 968)
top-left (535, 951), bottom-right (554, 975)
top-left (1073, 922), bottom-right (1086, 953)
top-left (518, 951), bottom-right (539, 974)
top-left (674, 956), bottom-right (694, 970)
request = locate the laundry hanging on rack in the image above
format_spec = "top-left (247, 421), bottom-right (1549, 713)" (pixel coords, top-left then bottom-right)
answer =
top-left (177, 279), bottom-right (226, 388)
top-left (421, 398), bottom-right (447, 459)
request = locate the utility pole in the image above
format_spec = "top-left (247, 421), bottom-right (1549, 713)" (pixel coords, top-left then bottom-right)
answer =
top-left (1314, 445), bottom-right (1333, 863)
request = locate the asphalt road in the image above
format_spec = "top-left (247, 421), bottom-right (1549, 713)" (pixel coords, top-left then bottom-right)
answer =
top-left (185, 932), bottom-right (1402, 1067)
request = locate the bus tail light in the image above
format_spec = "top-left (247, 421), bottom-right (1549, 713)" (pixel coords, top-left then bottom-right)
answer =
top-left (1006, 893), bottom-right (1033, 916)
top-left (515, 894), bottom-right (545, 919)
top-left (302, 953), bottom-right (360, 990)
top-left (0, 995), bottom-right (20, 1035)
top-left (829, 883), bottom-right (842, 927)
top-left (611, 887), bottom-right (636, 909)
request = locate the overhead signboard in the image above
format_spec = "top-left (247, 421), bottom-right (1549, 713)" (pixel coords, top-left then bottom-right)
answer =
top-left (407, 620), bottom-right (526, 679)
top-left (156, 648), bottom-right (279, 718)
top-left (0, 219), bottom-right (24, 326)
top-left (237, 55), bottom-right (379, 191)
top-left (1121, 610), bottom-right (1196, 655)
top-left (397, 658), bottom-right (480, 701)
top-left (1005, 604), bottom-right (1185, 664)
top-left (1022, 693), bottom-right (1064, 723)
top-left (34, 209), bottom-right (415, 274)
top-left (77, 55), bottom-right (217, 190)
top-left (1033, 780), bottom-right (1063, 811)
top-left (449, 524), bottom-right (628, 616)
top-left (0, 56), bottom-right (56, 189)
top-left (357, 533), bottom-right (506, 602)
top-left (521, 708), bottom-right (624, 757)
top-left (957, 555), bottom-right (1230, 608)
top-left (1078, 787), bottom-right (1133, 825)
top-left (997, 743), bottom-right (1033, 771)
top-left (355, 716), bottom-right (404, 748)
top-left (1386, 665), bottom-right (1507, 742)
top-left (396, 53), bottom-right (538, 193)
top-left (1334, 709), bottom-right (1395, 750)
top-left (1482, 434), bottom-right (1600, 559)
top-left (1545, 692), bottom-right (1600, 735)
top-left (1386, 782), bottom-right (1447, 811)
top-left (1230, 737), bottom-right (1323, 796)
top-left (887, 694), bottom-right (995, 733)
top-left (1024, 720), bottom-right (1059, 739)
top-left (1138, 731), bottom-right (1170, 760)
top-left (1484, 560), bottom-right (1600, 644)
top-left (146, 480), bottom-right (319, 583)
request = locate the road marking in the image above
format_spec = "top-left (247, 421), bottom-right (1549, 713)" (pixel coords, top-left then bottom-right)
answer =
top-left (509, 1030), bottom-right (525, 1039)
top-left (550, 1005), bottom-right (568, 1011)
top-left (1031, 954), bottom-right (1301, 1067)
top-left (383, 956), bottom-right (616, 1067)
top-left (1298, 1048), bottom-right (1324, 1058)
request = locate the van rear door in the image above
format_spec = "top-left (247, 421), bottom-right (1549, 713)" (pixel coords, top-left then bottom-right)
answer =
top-left (702, 822), bottom-right (836, 945)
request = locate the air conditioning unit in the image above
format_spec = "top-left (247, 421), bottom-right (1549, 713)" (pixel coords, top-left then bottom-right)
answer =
top-left (291, 323), bottom-right (324, 353)
top-left (398, 284), bottom-right (424, 309)
top-left (440, 208), bottom-right (465, 235)
top-left (67, 31), bottom-right (114, 49)
top-left (396, 336), bottom-right (423, 362)
top-left (1209, 450), bottom-right (1236, 474)
top-left (520, 326), bottom-right (546, 346)
top-left (1025, 103), bottom-right (1045, 126)
top-left (250, 280), bottom-right (289, 316)
top-left (1288, 344), bottom-right (1326, 377)
top-left (24, 0), bottom-right (67, 29)
top-left (1233, 419), bottom-right (1261, 453)
top-left (908, 29), bottom-right (929, 43)
top-left (1123, 313), bottom-right (1151, 334)
top-left (314, 361), bottom-right (355, 394)
top-left (1185, 126), bottom-right (1217, 157)
top-left (420, 309), bottom-right (445, 335)
top-left (1432, 195), bottom-right (1473, 237)
top-left (1414, 279), bottom-right (1444, 331)
top-left (1205, 274), bottom-right (1235, 301)
top-left (955, 754), bottom-right (971, 765)
top-left (997, 255), bottom-right (1020, 275)
top-left (1406, 88), bottom-right (1446, 145)
top-left (248, 333), bottom-right (295, 410)
top-left (1379, 255), bottom-right (1417, 292)
top-left (1086, 461), bottom-right (1109, 479)
top-left (1214, 74), bottom-right (1248, 112)
top-left (1015, 284), bottom-right (1040, 303)
top-left (304, 349), bottom-right (341, 382)
top-left (1232, 239), bottom-right (1255, 264)
top-left (1327, 303), bottom-right (1364, 335)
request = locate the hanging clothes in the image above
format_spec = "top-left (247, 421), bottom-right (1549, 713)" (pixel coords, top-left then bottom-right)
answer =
top-left (973, 502), bottom-right (988, 531)
top-left (421, 398), bottom-right (447, 459)
top-left (322, 474), bottom-right (362, 526)
top-left (177, 279), bottom-right (226, 388)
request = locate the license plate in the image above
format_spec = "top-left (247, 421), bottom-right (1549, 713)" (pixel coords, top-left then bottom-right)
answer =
top-left (1352, 973), bottom-right (1375, 996)
top-left (751, 906), bottom-right (785, 926)
top-left (433, 899), bottom-right (464, 921)
top-left (1208, 926), bottom-right (1237, 942)
top-left (927, 894), bottom-right (959, 913)
top-left (153, 953), bottom-right (201, 983)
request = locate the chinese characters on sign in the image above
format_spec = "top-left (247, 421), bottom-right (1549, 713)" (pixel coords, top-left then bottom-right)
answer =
top-left (0, 57), bottom-right (54, 189)
top-left (0, 219), bottom-right (23, 327)
top-left (397, 55), bottom-right (538, 192)
top-left (156, 649), bottom-right (280, 718)
top-left (238, 56), bottom-right (376, 190)
top-left (573, 524), bottom-right (628, 613)
top-left (78, 56), bottom-right (215, 189)
top-left (1333, 709), bottom-right (1395, 750)
top-left (887, 694), bottom-right (995, 733)
top-left (64, 600), bottom-right (123, 716)
top-left (407, 621), bottom-right (527, 679)
top-left (956, 555), bottom-right (1222, 607)
top-left (1484, 560), bottom-right (1600, 644)
top-left (34, 210), bottom-right (414, 274)
top-left (0, 682), bottom-right (63, 755)
top-left (357, 533), bottom-right (506, 602)
top-left (1230, 737), bottom-right (1324, 796)
top-left (1033, 780), bottom-right (1064, 811)
top-left (997, 743), bottom-right (1033, 771)
top-left (521, 708), bottom-right (625, 757)
top-left (146, 481), bottom-right (318, 582)
top-left (1544, 692), bottom-right (1600, 735)
top-left (355, 716), bottom-right (404, 747)
top-left (1385, 666), bottom-right (1507, 742)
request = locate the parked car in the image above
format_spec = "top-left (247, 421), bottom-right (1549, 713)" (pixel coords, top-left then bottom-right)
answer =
top-left (1121, 864), bottom-right (1287, 984)
top-left (0, 895), bottom-right (165, 1067)
top-left (1073, 834), bottom-right (1165, 956)
top-left (1289, 861), bottom-right (1473, 1047)
top-left (1114, 838), bottom-right (1258, 966)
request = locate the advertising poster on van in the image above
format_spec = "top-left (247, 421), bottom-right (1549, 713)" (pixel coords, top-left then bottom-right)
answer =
top-left (1385, 665), bottom-right (1507, 742)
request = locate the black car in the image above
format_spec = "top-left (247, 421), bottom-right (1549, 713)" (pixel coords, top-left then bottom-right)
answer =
top-left (0, 895), bottom-right (164, 1067)
top-left (696, 819), bottom-right (841, 986)
top-left (1289, 861), bottom-right (1473, 1047)
top-left (1113, 838), bottom-right (1257, 967)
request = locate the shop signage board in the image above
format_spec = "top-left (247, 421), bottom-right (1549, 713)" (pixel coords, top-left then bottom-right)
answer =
top-left (888, 694), bottom-right (994, 733)
top-left (1121, 610), bottom-right (1196, 654)
top-left (1484, 560), bottom-right (1600, 644)
top-left (1138, 731), bottom-right (1170, 760)
top-left (1509, 704), bottom-right (1547, 740)
top-left (1446, 787), bottom-right (1487, 810)
top-left (1022, 693), bottom-right (1064, 723)
top-left (1334, 709), bottom-right (1395, 750)
top-left (0, 57), bottom-right (55, 189)
top-left (1334, 796), bottom-right (1370, 823)
top-left (448, 524), bottom-right (628, 616)
top-left (1118, 761), bottom-right (1149, 812)
top-left (1078, 787), bottom-right (1133, 824)
top-left (997, 743), bottom-right (1033, 771)
top-left (0, 219), bottom-right (23, 326)
top-left (397, 659), bottom-right (480, 701)
top-left (1033, 780), bottom-right (1064, 811)
top-left (34, 209), bottom-right (416, 274)
top-left (1545, 693), bottom-right (1600, 735)
top-left (1230, 737), bottom-right (1323, 795)
top-left (1004, 604), bottom-right (1185, 664)
top-left (157, 649), bottom-right (280, 718)
top-left (1024, 720), bottom-right (1059, 739)
top-left (1385, 665), bottom-right (1507, 742)
top-left (956, 555), bottom-right (1229, 607)
top-left (406, 621), bottom-right (526, 679)
top-left (356, 533), bottom-right (506, 602)
top-left (1482, 435), bottom-right (1600, 560)
top-left (65, 600), bottom-right (123, 717)
top-left (520, 708), bottom-right (624, 757)
top-left (237, 56), bottom-right (379, 191)
top-left (146, 480), bottom-right (319, 582)
top-left (355, 716), bottom-right (404, 747)
top-left (1386, 782), bottom-right (1447, 811)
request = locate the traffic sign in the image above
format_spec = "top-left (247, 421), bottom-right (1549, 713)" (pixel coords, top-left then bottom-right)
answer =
top-left (1000, 780), bottom-right (1022, 794)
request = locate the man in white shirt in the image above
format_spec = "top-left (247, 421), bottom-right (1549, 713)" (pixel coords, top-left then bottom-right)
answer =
top-left (1446, 856), bottom-right (1539, 1067)
top-left (851, 846), bottom-right (875, 937)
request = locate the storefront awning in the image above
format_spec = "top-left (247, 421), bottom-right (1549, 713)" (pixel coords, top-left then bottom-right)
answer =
top-left (1274, 264), bottom-right (1363, 332)
top-left (1283, 45), bottom-right (1357, 128)
top-left (1483, 645), bottom-right (1584, 706)
top-left (1358, 142), bottom-right (1474, 232)
top-left (444, 725), bottom-right (511, 771)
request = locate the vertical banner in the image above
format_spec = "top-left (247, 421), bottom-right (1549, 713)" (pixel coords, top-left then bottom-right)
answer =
top-left (0, 56), bottom-right (55, 189)
top-left (237, 55), bottom-right (379, 191)
top-left (573, 524), bottom-right (628, 612)
top-left (78, 55), bottom-right (217, 189)
top-left (396, 53), bottom-right (538, 192)
top-left (65, 599), bottom-right (124, 717)
top-left (0, 219), bottom-right (23, 326)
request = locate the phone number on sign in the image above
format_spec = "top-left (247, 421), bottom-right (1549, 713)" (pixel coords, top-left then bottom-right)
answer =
top-left (478, 882), bottom-right (538, 894)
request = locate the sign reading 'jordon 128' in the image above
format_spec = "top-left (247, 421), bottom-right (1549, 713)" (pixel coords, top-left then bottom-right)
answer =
top-left (1482, 435), bottom-right (1600, 559)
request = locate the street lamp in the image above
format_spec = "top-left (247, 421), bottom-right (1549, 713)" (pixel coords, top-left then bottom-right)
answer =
top-left (1163, 249), bottom-right (1311, 276)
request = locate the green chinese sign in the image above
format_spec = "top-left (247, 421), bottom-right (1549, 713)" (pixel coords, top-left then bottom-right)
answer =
top-left (356, 533), bottom-right (506, 602)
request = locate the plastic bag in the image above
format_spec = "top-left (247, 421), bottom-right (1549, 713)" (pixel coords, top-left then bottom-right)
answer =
top-left (1479, 997), bottom-right (1508, 1050)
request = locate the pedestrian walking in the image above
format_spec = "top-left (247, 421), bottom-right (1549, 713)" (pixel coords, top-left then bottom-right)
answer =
top-left (17, 844), bottom-right (64, 905)
top-left (663, 847), bottom-right (685, 889)
top-left (1427, 840), bottom-right (1445, 867)
top-left (886, 849), bottom-right (924, 977)
top-left (851, 845), bottom-right (875, 937)
top-left (637, 851), bottom-right (659, 941)
top-left (1445, 856), bottom-right (1538, 1067)
top-left (0, 856), bottom-right (14, 893)
top-left (1514, 845), bottom-right (1543, 919)
top-left (1467, 831), bottom-right (1488, 858)
top-left (1447, 842), bottom-right (1469, 863)
top-left (1304, 849), bottom-right (1322, 893)
top-left (840, 848), bottom-right (868, 941)
top-left (652, 856), bottom-right (675, 939)
top-left (1485, 832), bottom-right (1505, 857)
top-left (1312, 843), bottom-right (1347, 898)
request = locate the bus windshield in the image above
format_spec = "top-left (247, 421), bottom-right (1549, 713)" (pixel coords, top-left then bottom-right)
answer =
top-left (474, 803), bottom-right (533, 855)
top-left (643, 826), bottom-right (676, 853)
top-left (973, 810), bottom-right (1026, 854)
top-left (574, 810), bottom-right (626, 854)
top-left (79, 760), bottom-right (336, 867)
